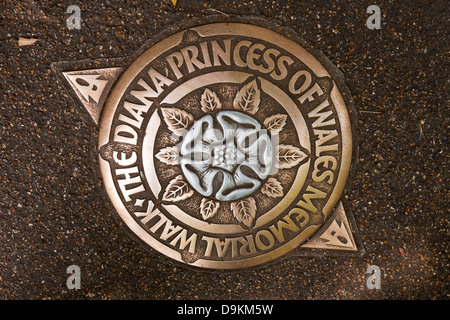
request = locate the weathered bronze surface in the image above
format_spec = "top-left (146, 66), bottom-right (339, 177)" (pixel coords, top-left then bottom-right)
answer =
top-left (94, 22), bottom-right (353, 269)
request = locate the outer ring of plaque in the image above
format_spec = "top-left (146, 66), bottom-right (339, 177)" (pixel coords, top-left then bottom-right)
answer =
top-left (98, 22), bottom-right (352, 269)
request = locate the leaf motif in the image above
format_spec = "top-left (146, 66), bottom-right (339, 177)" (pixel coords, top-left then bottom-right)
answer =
top-left (260, 177), bottom-right (284, 198)
top-left (200, 88), bottom-right (222, 113)
top-left (230, 197), bottom-right (257, 229)
top-left (162, 175), bottom-right (194, 202)
top-left (263, 114), bottom-right (287, 135)
top-left (155, 146), bottom-right (179, 165)
top-left (233, 79), bottom-right (260, 115)
top-left (200, 198), bottom-right (220, 220)
top-left (161, 107), bottom-right (194, 136)
top-left (276, 144), bottom-right (308, 169)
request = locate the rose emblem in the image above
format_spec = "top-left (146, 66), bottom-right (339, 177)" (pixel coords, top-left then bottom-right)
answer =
top-left (156, 79), bottom-right (308, 228)
top-left (179, 110), bottom-right (273, 201)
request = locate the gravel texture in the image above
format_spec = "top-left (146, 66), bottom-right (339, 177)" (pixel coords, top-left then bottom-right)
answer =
top-left (0, 0), bottom-right (448, 299)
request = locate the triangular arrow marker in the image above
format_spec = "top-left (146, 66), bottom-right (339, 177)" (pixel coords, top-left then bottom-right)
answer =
top-left (301, 201), bottom-right (358, 251)
top-left (62, 67), bottom-right (122, 125)
top-left (319, 220), bottom-right (354, 248)
top-left (65, 73), bottom-right (108, 104)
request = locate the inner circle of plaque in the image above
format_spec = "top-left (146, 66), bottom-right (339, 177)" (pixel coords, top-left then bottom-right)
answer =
top-left (142, 72), bottom-right (311, 234)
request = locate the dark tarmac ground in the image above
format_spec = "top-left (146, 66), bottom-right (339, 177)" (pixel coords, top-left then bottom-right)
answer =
top-left (0, 0), bottom-right (448, 300)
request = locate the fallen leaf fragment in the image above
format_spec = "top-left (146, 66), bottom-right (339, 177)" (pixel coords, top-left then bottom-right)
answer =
top-left (18, 37), bottom-right (38, 46)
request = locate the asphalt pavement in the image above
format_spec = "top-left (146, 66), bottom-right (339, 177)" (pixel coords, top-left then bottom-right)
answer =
top-left (0, 0), bottom-right (448, 299)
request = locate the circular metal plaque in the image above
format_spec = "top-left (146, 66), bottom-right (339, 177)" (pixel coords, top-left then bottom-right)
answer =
top-left (98, 22), bottom-right (352, 269)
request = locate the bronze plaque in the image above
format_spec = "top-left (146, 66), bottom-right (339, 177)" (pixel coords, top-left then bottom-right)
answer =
top-left (56, 21), bottom-right (355, 269)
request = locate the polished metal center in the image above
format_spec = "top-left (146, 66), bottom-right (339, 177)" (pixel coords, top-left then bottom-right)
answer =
top-left (180, 110), bottom-right (273, 201)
